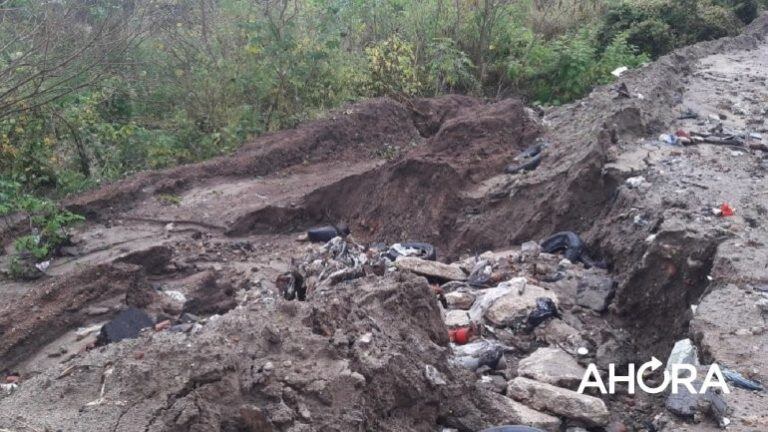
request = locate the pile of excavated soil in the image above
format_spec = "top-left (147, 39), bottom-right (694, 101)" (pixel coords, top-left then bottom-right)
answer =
top-left (3, 13), bottom-right (768, 432)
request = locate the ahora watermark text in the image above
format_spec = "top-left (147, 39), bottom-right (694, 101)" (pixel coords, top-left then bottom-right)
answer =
top-left (577, 356), bottom-right (730, 395)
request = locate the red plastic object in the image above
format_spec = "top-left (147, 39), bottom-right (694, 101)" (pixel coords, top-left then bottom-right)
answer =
top-left (720, 203), bottom-right (734, 217)
top-left (449, 327), bottom-right (472, 345)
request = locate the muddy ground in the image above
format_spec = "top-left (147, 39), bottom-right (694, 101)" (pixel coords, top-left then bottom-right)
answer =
top-left (2, 14), bottom-right (768, 432)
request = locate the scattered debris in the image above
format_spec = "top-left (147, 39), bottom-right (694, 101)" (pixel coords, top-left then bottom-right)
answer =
top-left (451, 340), bottom-right (505, 371)
top-left (307, 223), bottom-right (350, 242)
top-left (525, 297), bottom-right (560, 331)
top-left (540, 231), bottom-right (604, 268)
top-left (395, 256), bottom-right (467, 281)
top-left (387, 242), bottom-right (437, 261)
top-left (505, 153), bottom-right (542, 174)
top-left (612, 66), bottom-right (629, 77)
top-left (96, 308), bottom-right (153, 346)
top-left (448, 326), bottom-right (474, 345)
top-left (720, 203), bottom-right (735, 217)
top-left (721, 367), bottom-right (763, 391)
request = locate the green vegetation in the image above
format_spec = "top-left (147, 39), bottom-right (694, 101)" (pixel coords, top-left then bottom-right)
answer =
top-left (0, 0), bottom-right (761, 203)
top-left (1, 179), bottom-right (83, 279)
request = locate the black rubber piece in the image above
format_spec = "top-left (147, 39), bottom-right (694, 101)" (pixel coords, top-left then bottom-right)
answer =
top-left (307, 223), bottom-right (350, 243)
top-left (504, 153), bottom-right (542, 174)
top-left (480, 426), bottom-right (546, 432)
top-left (525, 297), bottom-right (559, 331)
top-left (516, 143), bottom-right (543, 160)
top-left (97, 308), bottom-right (153, 346)
top-left (386, 242), bottom-right (437, 261)
top-left (540, 231), bottom-right (585, 263)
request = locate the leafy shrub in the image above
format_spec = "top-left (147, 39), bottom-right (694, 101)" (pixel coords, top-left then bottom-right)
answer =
top-left (599, 0), bottom-right (742, 59)
top-left (365, 37), bottom-right (423, 97)
top-left (508, 27), bottom-right (649, 104)
top-left (0, 179), bottom-right (84, 278)
top-left (425, 38), bottom-right (479, 95)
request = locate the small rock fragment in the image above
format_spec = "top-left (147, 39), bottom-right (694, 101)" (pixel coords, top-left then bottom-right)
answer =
top-left (445, 291), bottom-right (476, 310)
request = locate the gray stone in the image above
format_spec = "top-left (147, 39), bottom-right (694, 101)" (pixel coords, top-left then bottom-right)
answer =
top-left (444, 309), bottom-right (471, 328)
top-left (533, 319), bottom-right (589, 354)
top-left (484, 282), bottom-right (554, 327)
top-left (517, 347), bottom-right (587, 389)
top-left (486, 392), bottom-right (562, 431)
top-left (665, 338), bottom-right (699, 372)
top-left (520, 241), bottom-right (541, 259)
top-left (507, 377), bottom-right (610, 427)
top-left (575, 274), bottom-right (615, 312)
top-left (664, 374), bottom-right (726, 425)
top-left (395, 256), bottom-right (467, 281)
top-left (477, 374), bottom-right (507, 394)
top-left (445, 290), bottom-right (476, 310)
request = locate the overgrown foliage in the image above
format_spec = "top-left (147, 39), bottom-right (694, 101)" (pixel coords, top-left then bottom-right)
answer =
top-left (0, 0), bottom-right (759, 200)
top-left (1, 178), bottom-right (84, 279)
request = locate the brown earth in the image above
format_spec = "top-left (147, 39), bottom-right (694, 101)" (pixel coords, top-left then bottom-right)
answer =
top-left (2, 13), bottom-right (768, 432)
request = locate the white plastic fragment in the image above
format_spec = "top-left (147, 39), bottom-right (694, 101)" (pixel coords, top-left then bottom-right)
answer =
top-left (611, 66), bottom-right (628, 77)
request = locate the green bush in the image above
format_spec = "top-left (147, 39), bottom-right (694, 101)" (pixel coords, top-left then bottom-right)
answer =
top-left (0, 179), bottom-right (84, 278)
top-left (0, 0), bottom-right (757, 201)
top-left (599, 0), bottom-right (743, 59)
top-left (508, 28), bottom-right (649, 104)
top-left (365, 37), bottom-right (423, 97)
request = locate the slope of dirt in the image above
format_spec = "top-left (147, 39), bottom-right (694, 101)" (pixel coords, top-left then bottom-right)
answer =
top-left (3, 13), bottom-right (768, 432)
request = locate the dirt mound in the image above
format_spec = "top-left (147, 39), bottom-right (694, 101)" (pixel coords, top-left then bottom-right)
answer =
top-left (0, 273), bottom-right (518, 432)
top-left (64, 98), bottom-right (422, 220)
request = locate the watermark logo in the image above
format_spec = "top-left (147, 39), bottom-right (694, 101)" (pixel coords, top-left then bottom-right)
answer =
top-left (577, 356), bottom-right (730, 395)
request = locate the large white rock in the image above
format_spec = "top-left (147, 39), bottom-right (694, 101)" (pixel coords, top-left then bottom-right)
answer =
top-left (507, 377), bottom-right (609, 427)
top-left (395, 257), bottom-right (467, 281)
top-left (444, 291), bottom-right (475, 310)
top-left (484, 282), bottom-right (555, 327)
top-left (517, 347), bottom-right (586, 389)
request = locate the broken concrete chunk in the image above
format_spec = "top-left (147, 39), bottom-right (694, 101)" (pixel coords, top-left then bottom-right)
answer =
top-left (484, 283), bottom-right (555, 327)
top-left (444, 309), bottom-right (471, 328)
top-left (395, 256), bottom-right (467, 281)
top-left (665, 338), bottom-right (700, 372)
top-left (575, 274), bottom-right (615, 312)
top-left (483, 392), bottom-right (562, 431)
top-left (445, 291), bottom-right (476, 310)
top-left (517, 347), bottom-right (586, 389)
top-left (97, 308), bottom-right (153, 346)
top-left (507, 377), bottom-right (610, 427)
